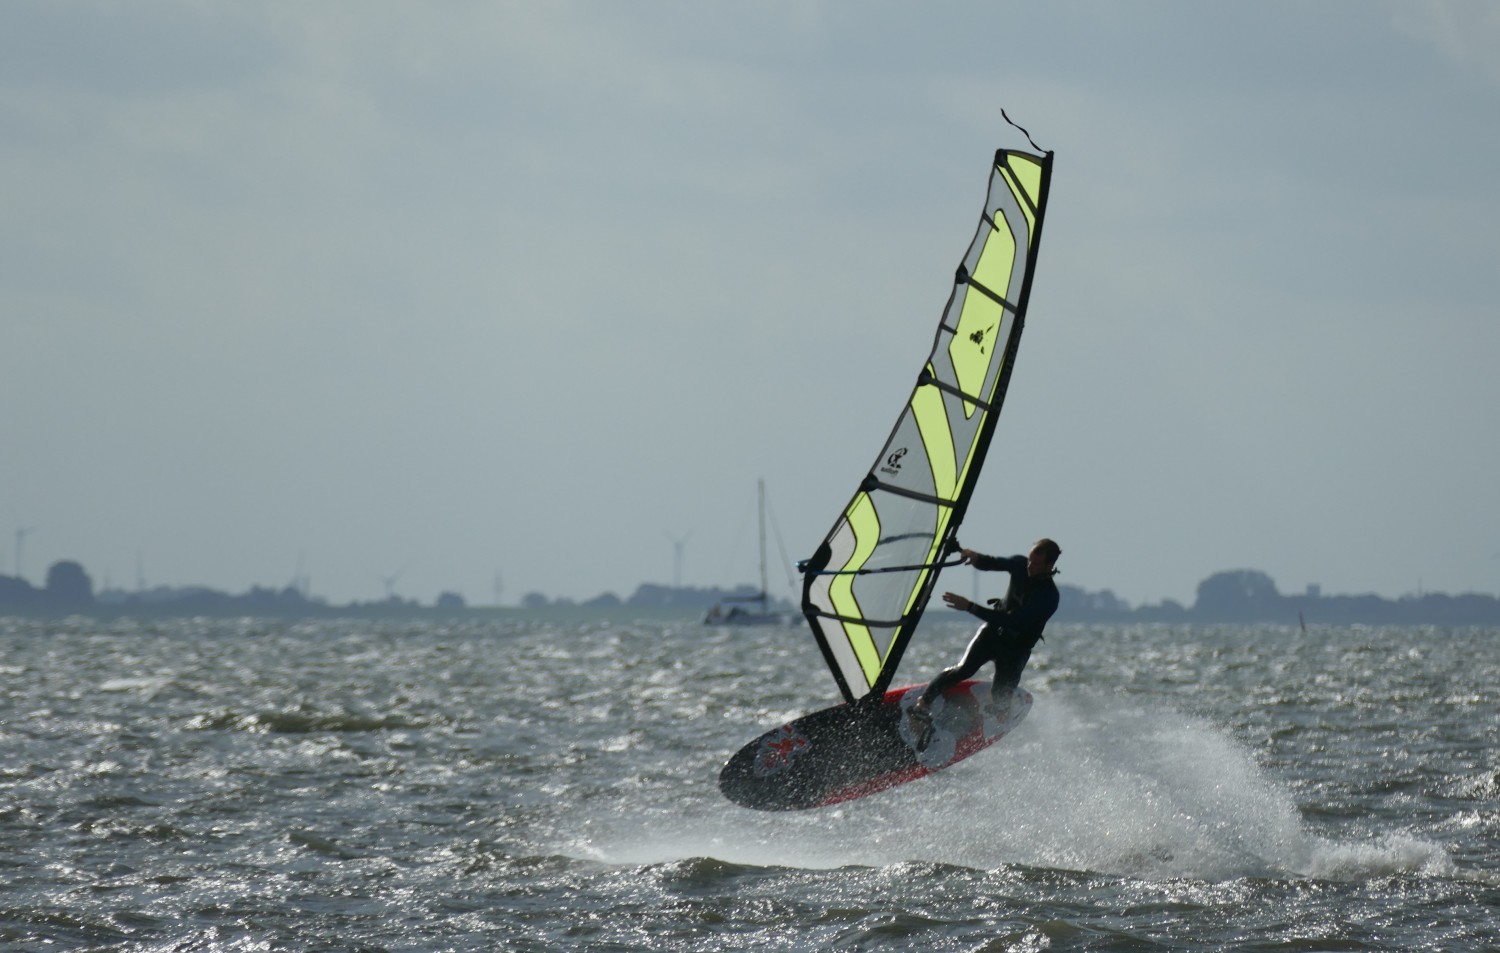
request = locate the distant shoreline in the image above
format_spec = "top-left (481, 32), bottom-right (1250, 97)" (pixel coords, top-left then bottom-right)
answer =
top-left (3, 564), bottom-right (1499, 626)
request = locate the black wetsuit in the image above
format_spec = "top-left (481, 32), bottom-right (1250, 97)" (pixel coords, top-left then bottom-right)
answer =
top-left (919, 553), bottom-right (1060, 705)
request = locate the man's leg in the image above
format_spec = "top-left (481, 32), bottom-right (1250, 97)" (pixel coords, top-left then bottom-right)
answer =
top-left (986, 647), bottom-right (1031, 714)
top-left (916, 626), bottom-right (999, 710)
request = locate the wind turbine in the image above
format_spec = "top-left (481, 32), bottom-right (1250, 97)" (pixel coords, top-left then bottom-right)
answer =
top-left (290, 551), bottom-right (311, 597)
top-left (377, 564), bottom-right (409, 600)
top-left (666, 531), bottom-right (692, 589)
top-left (12, 516), bottom-right (36, 582)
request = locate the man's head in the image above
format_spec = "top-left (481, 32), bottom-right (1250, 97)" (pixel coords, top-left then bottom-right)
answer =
top-left (1027, 538), bottom-right (1062, 577)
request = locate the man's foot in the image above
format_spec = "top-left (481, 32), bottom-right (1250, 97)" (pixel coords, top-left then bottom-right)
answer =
top-left (907, 702), bottom-right (935, 752)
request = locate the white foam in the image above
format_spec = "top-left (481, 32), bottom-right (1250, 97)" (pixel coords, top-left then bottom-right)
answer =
top-left (585, 689), bottom-right (1455, 883)
top-left (1304, 833), bottom-right (1455, 880)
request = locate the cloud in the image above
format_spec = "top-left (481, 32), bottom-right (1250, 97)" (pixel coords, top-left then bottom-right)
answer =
top-left (4, 2), bottom-right (1499, 604)
top-left (1390, 0), bottom-right (1500, 84)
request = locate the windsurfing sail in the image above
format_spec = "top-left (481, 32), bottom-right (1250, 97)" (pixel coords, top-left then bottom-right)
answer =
top-left (800, 148), bottom-right (1054, 704)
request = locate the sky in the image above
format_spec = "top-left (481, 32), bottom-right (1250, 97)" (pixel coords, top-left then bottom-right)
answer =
top-left (3, 1), bottom-right (1499, 608)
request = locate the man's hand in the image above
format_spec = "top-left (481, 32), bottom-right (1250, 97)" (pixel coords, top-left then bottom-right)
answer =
top-left (942, 591), bottom-right (973, 612)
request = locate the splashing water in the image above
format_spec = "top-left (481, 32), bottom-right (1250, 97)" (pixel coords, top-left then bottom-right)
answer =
top-left (582, 689), bottom-right (1453, 883)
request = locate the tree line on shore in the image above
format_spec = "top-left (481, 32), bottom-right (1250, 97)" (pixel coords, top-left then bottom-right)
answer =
top-left (535, 569), bottom-right (1500, 626)
top-left (0, 561), bottom-right (465, 618)
top-left (4, 560), bottom-right (1500, 625)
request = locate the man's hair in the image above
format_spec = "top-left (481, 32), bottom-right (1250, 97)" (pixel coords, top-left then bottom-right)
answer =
top-left (1034, 538), bottom-right (1062, 563)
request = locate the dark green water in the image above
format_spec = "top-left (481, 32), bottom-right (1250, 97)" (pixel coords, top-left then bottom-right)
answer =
top-left (1, 617), bottom-right (1495, 950)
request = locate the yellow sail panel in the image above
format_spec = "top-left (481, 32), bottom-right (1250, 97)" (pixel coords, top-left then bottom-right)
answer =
top-left (828, 493), bottom-right (884, 682)
top-left (971, 224), bottom-right (1018, 305)
top-left (947, 286), bottom-right (1008, 415)
top-left (1008, 153), bottom-right (1043, 203)
top-left (911, 376), bottom-right (957, 499)
top-left (1000, 157), bottom-right (1043, 236)
top-left (800, 148), bottom-right (1053, 703)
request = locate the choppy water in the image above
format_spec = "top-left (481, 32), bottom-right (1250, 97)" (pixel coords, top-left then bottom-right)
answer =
top-left (1, 614), bottom-right (1496, 951)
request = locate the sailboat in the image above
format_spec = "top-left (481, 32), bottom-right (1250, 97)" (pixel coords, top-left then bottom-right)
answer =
top-left (720, 144), bottom-right (1054, 809)
top-left (704, 478), bottom-right (787, 626)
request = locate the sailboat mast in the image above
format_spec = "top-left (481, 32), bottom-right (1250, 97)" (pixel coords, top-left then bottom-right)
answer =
top-left (757, 477), bottom-right (768, 609)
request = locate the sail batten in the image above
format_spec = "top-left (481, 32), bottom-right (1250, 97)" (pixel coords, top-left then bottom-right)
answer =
top-left (962, 275), bottom-right (1019, 312)
top-left (800, 148), bottom-right (1054, 704)
top-left (859, 480), bottom-right (959, 509)
top-left (916, 374), bottom-right (996, 414)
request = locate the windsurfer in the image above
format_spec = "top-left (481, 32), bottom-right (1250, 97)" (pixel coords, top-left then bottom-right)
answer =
top-left (909, 539), bottom-right (1061, 733)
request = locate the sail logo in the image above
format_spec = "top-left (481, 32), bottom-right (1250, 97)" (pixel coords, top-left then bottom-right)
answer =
top-left (753, 724), bottom-right (812, 776)
top-left (880, 447), bottom-right (907, 476)
top-left (970, 323), bottom-right (997, 354)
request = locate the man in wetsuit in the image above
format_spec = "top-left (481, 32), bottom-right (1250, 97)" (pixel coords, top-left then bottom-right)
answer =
top-left (909, 538), bottom-right (1062, 731)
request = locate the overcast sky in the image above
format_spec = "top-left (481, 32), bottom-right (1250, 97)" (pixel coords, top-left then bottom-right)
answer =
top-left (3, 1), bottom-right (1498, 608)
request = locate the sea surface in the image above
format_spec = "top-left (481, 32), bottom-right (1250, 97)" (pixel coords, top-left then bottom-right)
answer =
top-left (1, 614), bottom-right (1496, 951)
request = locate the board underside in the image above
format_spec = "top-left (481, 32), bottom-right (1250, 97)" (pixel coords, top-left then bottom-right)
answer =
top-left (719, 681), bottom-right (1031, 811)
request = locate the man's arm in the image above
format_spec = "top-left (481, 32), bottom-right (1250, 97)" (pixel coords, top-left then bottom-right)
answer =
top-left (961, 551), bottom-right (1024, 574)
top-left (942, 590), bottom-right (1003, 622)
top-left (942, 583), bottom-right (1059, 629)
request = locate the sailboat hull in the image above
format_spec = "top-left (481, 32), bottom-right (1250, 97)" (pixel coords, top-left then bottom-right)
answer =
top-left (718, 681), bottom-right (1031, 811)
